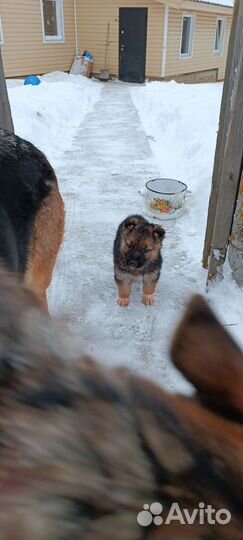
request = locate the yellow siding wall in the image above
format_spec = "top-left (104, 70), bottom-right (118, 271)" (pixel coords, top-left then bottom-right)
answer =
top-left (0, 0), bottom-right (232, 80)
top-left (166, 8), bottom-right (232, 80)
top-left (1, 0), bottom-right (76, 77)
top-left (76, 0), bottom-right (164, 78)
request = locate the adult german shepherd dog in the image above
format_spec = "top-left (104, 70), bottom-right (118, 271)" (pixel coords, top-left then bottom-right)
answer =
top-left (0, 129), bottom-right (64, 310)
top-left (0, 271), bottom-right (242, 539)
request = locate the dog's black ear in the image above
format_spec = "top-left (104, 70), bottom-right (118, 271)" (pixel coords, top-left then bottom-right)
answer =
top-left (152, 225), bottom-right (165, 241)
top-left (123, 216), bottom-right (140, 232)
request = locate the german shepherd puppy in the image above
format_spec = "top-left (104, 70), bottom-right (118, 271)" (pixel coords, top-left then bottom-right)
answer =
top-left (113, 215), bottom-right (165, 306)
top-left (0, 129), bottom-right (65, 311)
top-left (0, 270), bottom-right (242, 539)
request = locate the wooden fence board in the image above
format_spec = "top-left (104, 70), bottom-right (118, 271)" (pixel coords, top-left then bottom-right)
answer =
top-left (202, 0), bottom-right (240, 268)
top-left (204, 0), bottom-right (243, 283)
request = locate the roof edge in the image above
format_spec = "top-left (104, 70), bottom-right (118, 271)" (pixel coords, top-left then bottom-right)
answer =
top-left (153, 0), bottom-right (233, 13)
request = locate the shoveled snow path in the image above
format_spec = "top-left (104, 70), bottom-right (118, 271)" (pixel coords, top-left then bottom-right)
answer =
top-left (49, 81), bottom-right (206, 393)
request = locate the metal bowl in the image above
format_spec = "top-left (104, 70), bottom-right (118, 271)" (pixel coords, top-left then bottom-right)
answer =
top-left (145, 178), bottom-right (188, 220)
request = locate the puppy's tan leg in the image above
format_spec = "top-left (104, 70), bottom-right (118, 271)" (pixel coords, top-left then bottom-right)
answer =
top-left (116, 280), bottom-right (131, 307)
top-left (25, 183), bottom-right (65, 312)
top-left (142, 280), bottom-right (157, 305)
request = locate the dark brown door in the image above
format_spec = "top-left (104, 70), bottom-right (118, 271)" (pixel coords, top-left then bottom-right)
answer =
top-left (119, 8), bottom-right (148, 84)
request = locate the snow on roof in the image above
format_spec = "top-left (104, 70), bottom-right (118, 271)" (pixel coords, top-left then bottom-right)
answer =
top-left (196, 0), bottom-right (234, 7)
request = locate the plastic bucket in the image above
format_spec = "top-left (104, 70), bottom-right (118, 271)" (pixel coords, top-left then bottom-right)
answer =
top-left (145, 178), bottom-right (187, 220)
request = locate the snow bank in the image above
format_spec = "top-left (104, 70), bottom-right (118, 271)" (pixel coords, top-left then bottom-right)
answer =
top-left (130, 80), bottom-right (222, 258)
top-left (7, 71), bottom-right (102, 163)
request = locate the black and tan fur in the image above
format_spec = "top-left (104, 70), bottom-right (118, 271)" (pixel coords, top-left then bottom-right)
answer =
top-left (0, 129), bottom-right (65, 311)
top-left (113, 215), bottom-right (165, 306)
top-left (0, 271), bottom-right (242, 539)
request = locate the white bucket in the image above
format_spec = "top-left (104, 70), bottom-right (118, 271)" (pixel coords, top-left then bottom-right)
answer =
top-left (145, 178), bottom-right (188, 220)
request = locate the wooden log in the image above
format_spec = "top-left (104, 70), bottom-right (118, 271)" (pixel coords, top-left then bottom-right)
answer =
top-left (0, 47), bottom-right (14, 132)
top-left (228, 175), bottom-right (243, 286)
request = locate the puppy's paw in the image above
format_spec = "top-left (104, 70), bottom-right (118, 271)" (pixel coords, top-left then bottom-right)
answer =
top-left (118, 297), bottom-right (130, 307)
top-left (142, 293), bottom-right (155, 306)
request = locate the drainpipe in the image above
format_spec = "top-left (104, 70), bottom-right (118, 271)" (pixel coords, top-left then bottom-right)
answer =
top-left (161, 4), bottom-right (169, 78)
top-left (73, 0), bottom-right (79, 56)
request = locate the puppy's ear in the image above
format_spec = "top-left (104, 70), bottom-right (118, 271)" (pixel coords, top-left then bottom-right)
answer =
top-left (171, 295), bottom-right (243, 417)
top-left (152, 225), bottom-right (165, 241)
top-left (123, 216), bottom-right (140, 233)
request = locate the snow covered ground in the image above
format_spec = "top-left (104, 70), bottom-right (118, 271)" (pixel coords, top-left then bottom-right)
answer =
top-left (7, 73), bottom-right (243, 393)
top-left (130, 81), bottom-right (243, 344)
top-left (7, 72), bottom-right (102, 163)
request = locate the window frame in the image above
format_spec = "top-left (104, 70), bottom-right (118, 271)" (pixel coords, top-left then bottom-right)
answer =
top-left (0, 17), bottom-right (4, 45)
top-left (179, 13), bottom-right (195, 59)
top-left (40, 0), bottom-right (65, 43)
top-left (213, 16), bottom-right (226, 55)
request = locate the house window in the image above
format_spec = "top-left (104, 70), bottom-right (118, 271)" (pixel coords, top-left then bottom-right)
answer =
top-left (0, 17), bottom-right (4, 45)
top-left (214, 17), bottom-right (226, 54)
top-left (180, 14), bottom-right (195, 58)
top-left (41, 0), bottom-right (65, 42)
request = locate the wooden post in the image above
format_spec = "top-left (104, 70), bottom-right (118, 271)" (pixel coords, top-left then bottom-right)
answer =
top-left (202, 0), bottom-right (240, 268)
top-left (0, 47), bottom-right (14, 132)
top-left (228, 175), bottom-right (243, 286)
top-left (205, 0), bottom-right (243, 283)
